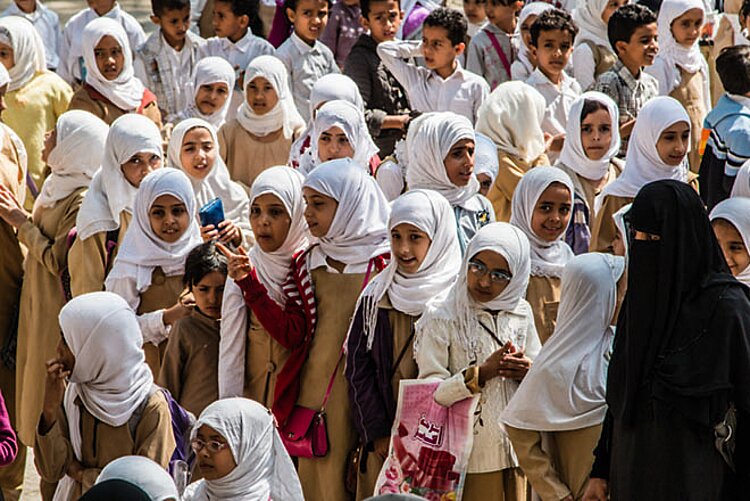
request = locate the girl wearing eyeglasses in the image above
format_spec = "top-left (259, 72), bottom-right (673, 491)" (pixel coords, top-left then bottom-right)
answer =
top-left (415, 222), bottom-right (540, 501)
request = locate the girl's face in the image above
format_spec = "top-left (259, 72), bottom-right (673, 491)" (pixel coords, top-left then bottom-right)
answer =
top-left (531, 182), bottom-right (572, 242)
top-left (302, 187), bottom-right (338, 237)
top-left (94, 35), bottom-right (125, 81)
top-left (656, 121), bottom-right (690, 167)
top-left (612, 227), bottom-right (626, 256)
top-left (246, 76), bottom-right (279, 115)
top-left (195, 425), bottom-right (237, 481)
top-left (713, 219), bottom-right (750, 277)
top-left (671, 8), bottom-right (704, 47)
top-left (390, 223), bottom-right (432, 274)
top-left (0, 43), bottom-right (14, 70)
top-left (580, 108), bottom-right (612, 161)
top-left (192, 270), bottom-right (226, 319)
top-left (42, 127), bottom-right (57, 164)
top-left (601, 0), bottom-right (628, 25)
top-left (476, 173), bottom-right (492, 196)
top-left (196, 82), bottom-right (230, 115)
top-left (148, 194), bottom-right (190, 243)
top-left (121, 152), bottom-right (162, 187)
top-left (250, 193), bottom-right (292, 252)
top-left (180, 127), bottom-right (216, 180)
top-left (317, 126), bottom-right (354, 163)
top-left (519, 14), bottom-right (538, 49)
top-left (466, 249), bottom-right (511, 303)
top-left (444, 139), bottom-right (475, 187)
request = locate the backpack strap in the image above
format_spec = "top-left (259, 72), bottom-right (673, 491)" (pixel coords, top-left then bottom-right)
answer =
top-left (485, 30), bottom-right (512, 79)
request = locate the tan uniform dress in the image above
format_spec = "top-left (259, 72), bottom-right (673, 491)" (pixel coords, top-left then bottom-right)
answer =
top-left (15, 189), bottom-right (85, 446)
top-left (581, 41), bottom-right (617, 82)
top-left (157, 309), bottom-right (220, 416)
top-left (243, 311), bottom-right (290, 409)
top-left (556, 160), bottom-right (623, 224)
top-left (669, 68), bottom-right (708, 174)
top-left (67, 86), bottom-right (163, 129)
top-left (297, 267), bottom-right (369, 501)
top-left (34, 391), bottom-right (176, 500)
top-left (218, 120), bottom-right (303, 191)
top-left (526, 275), bottom-right (562, 346)
top-left (356, 295), bottom-right (418, 501)
top-left (68, 212), bottom-right (131, 297)
top-left (487, 152), bottom-right (550, 223)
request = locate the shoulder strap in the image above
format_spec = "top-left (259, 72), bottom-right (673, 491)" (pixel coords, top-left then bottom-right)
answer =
top-left (485, 31), bottom-right (511, 79)
top-left (390, 324), bottom-right (415, 381)
top-left (477, 318), bottom-right (505, 347)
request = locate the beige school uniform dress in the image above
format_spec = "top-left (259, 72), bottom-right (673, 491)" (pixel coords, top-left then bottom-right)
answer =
top-left (557, 160), bottom-right (623, 225)
top-left (487, 152), bottom-right (550, 223)
top-left (68, 85), bottom-right (163, 129)
top-left (526, 276), bottom-right (562, 346)
top-left (244, 311), bottom-right (290, 409)
top-left (589, 194), bottom-right (633, 253)
top-left (670, 68), bottom-right (709, 173)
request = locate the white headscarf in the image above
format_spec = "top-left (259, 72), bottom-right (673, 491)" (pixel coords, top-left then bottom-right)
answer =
top-left (105, 168), bottom-right (202, 292)
top-left (599, 96), bottom-right (691, 201)
top-left (236, 55), bottom-right (305, 138)
top-left (612, 203), bottom-right (632, 262)
top-left (54, 292), bottom-right (154, 501)
top-left (476, 81), bottom-right (547, 163)
top-left (185, 398), bottom-right (303, 501)
top-left (0, 61), bottom-right (9, 88)
top-left (184, 57), bottom-right (236, 129)
top-left (501, 253), bottom-right (625, 431)
top-left (357, 189), bottom-right (462, 350)
top-left (249, 166), bottom-right (309, 306)
top-left (405, 112), bottom-right (479, 207)
top-left (167, 118), bottom-right (250, 230)
top-left (303, 158), bottom-right (390, 267)
top-left (0, 16), bottom-right (45, 92)
top-left (474, 131), bottom-right (500, 185)
top-left (655, 0), bottom-right (707, 94)
top-left (557, 92), bottom-right (621, 181)
top-left (732, 160), bottom-right (750, 198)
top-left (97, 456), bottom-right (179, 501)
top-left (81, 17), bottom-right (145, 111)
top-left (302, 100), bottom-right (378, 175)
top-left (515, 3), bottom-right (555, 75)
top-left (76, 114), bottom-right (163, 240)
top-left (33, 110), bottom-right (109, 217)
top-left (710, 197), bottom-right (750, 286)
top-left (573, 0), bottom-right (616, 48)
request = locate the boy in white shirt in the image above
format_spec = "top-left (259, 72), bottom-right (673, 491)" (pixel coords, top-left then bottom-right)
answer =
top-left (465, 0), bottom-right (519, 90)
top-left (378, 7), bottom-right (489, 124)
top-left (1, 0), bottom-right (61, 70)
top-left (58, 0), bottom-right (146, 85)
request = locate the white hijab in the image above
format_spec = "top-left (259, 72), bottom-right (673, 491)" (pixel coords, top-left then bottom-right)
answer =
top-left (167, 118), bottom-right (250, 230)
top-left (0, 61), bottom-right (9, 88)
top-left (476, 81), bottom-right (547, 163)
top-left (573, 0), bottom-right (617, 48)
top-left (96, 456), bottom-right (179, 501)
top-left (184, 57), bottom-right (236, 129)
top-left (76, 113), bottom-right (163, 240)
top-left (357, 189), bottom-right (462, 350)
top-left (0, 16), bottom-right (45, 92)
top-left (302, 158), bottom-right (390, 267)
top-left (655, 0), bottom-right (707, 93)
top-left (405, 112), bottom-right (479, 207)
top-left (302, 100), bottom-right (378, 175)
top-left (105, 168), bottom-right (202, 292)
top-left (33, 110), bottom-right (109, 218)
top-left (474, 131), bottom-right (500, 185)
top-left (599, 96), bottom-right (690, 201)
top-left (81, 17), bottom-right (145, 111)
top-left (54, 292), bottom-right (154, 501)
top-left (557, 91), bottom-right (621, 181)
top-left (515, 3), bottom-right (555, 75)
top-left (501, 253), bottom-right (625, 431)
top-left (710, 197), bottom-right (750, 286)
top-left (185, 398), bottom-right (303, 501)
top-left (511, 167), bottom-right (575, 278)
top-left (732, 160), bottom-right (750, 198)
top-left (249, 166), bottom-right (309, 306)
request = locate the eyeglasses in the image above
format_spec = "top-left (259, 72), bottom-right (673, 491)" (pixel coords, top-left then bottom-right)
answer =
top-left (468, 260), bottom-right (512, 284)
top-left (190, 438), bottom-right (229, 454)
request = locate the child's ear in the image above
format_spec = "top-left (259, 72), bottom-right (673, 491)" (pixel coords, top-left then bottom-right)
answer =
top-left (614, 40), bottom-right (627, 57)
top-left (530, 43), bottom-right (537, 59)
top-left (455, 41), bottom-right (466, 56)
top-left (150, 15), bottom-right (162, 26)
top-left (286, 7), bottom-right (296, 23)
top-left (359, 15), bottom-right (369, 30)
top-left (239, 13), bottom-right (250, 29)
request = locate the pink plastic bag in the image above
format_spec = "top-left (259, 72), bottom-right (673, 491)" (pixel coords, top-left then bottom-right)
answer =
top-left (375, 379), bottom-right (478, 501)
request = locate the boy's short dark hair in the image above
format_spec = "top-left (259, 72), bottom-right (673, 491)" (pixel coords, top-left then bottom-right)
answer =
top-left (423, 7), bottom-right (467, 46)
top-left (183, 242), bottom-right (228, 288)
top-left (606, 3), bottom-right (656, 54)
top-left (741, 0), bottom-right (750, 21)
top-left (529, 8), bottom-right (578, 47)
top-left (360, 0), bottom-right (400, 20)
top-left (151, 0), bottom-right (190, 16)
top-left (283, 0), bottom-right (332, 14)
top-left (216, 0), bottom-right (264, 35)
top-left (717, 46), bottom-right (750, 96)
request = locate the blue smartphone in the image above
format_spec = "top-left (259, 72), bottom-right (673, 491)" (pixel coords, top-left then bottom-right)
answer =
top-left (198, 198), bottom-right (225, 228)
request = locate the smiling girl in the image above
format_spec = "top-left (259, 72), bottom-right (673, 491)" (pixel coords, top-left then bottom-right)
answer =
top-left (710, 197), bottom-right (750, 286)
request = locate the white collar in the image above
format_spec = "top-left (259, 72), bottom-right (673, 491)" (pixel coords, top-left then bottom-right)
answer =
top-left (224, 29), bottom-right (256, 53)
top-left (527, 67), bottom-right (574, 91)
top-left (428, 62), bottom-right (464, 83)
top-left (291, 31), bottom-right (316, 54)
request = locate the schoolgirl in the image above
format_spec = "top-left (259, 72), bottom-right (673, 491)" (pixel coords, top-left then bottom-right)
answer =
top-left (710, 196), bottom-right (750, 287)
top-left (175, 56), bottom-right (235, 130)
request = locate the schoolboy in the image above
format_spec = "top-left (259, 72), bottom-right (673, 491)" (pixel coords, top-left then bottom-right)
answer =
top-left (135, 0), bottom-right (206, 123)
top-left (699, 45), bottom-right (750, 211)
top-left (344, 0), bottom-right (411, 156)
top-left (378, 7), bottom-right (489, 124)
top-left (466, 0), bottom-right (520, 90)
top-left (1, 0), bottom-right (62, 70)
top-left (593, 3), bottom-right (659, 154)
top-left (276, 0), bottom-right (340, 122)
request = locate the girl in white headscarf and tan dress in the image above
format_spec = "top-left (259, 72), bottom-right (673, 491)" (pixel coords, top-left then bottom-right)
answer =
top-left (0, 110), bottom-right (108, 454)
top-left (68, 113), bottom-right (164, 296)
top-left (590, 96), bottom-right (697, 253)
top-left (217, 55), bottom-right (305, 191)
top-left (345, 189), bottom-right (462, 500)
top-left (174, 57), bottom-right (235, 130)
top-left (34, 292), bottom-right (175, 501)
top-left (105, 168), bottom-right (202, 377)
top-left (501, 252), bottom-right (626, 501)
top-left (710, 196), bottom-right (750, 287)
top-left (415, 222), bottom-right (541, 501)
top-left (570, 0), bottom-right (624, 91)
top-left (67, 18), bottom-right (162, 128)
top-left (510, 167), bottom-right (575, 345)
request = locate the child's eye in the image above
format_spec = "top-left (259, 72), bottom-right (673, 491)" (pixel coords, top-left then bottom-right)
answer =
top-left (150, 209), bottom-right (164, 217)
top-left (409, 234), bottom-right (423, 241)
top-left (250, 207), bottom-right (261, 215)
top-left (270, 208), bottom-right (285, 217)
top-left (730, 243), bottom-right (747, 253)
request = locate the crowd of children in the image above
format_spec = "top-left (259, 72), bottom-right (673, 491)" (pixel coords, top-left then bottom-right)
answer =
top-left (0, 0), bottom-right (749, 499)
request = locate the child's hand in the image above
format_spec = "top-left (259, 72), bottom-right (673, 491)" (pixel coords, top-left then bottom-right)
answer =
top-left (478, 341), bottom-right (513, 385)
top-left (498, 351), bottom-right (532, 381)
top-left (40, 358), bottom-right (70, 433)
top-left (620, 118), bottom-right (636, 138)
top-left (0, 184), bottom-right (29, 229)
top-left (216, 242), bottom-right (253, 281)
top-left (544, 133), bottom-right (566, 153)
top-left (200, 224), bottom-right (219, 242)
top-left (217, 220), bottom-right (242, 247)
top-left (163, 300), bottom-right (193, 327)
top-left (66, 460), bottom-right (85, 483)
